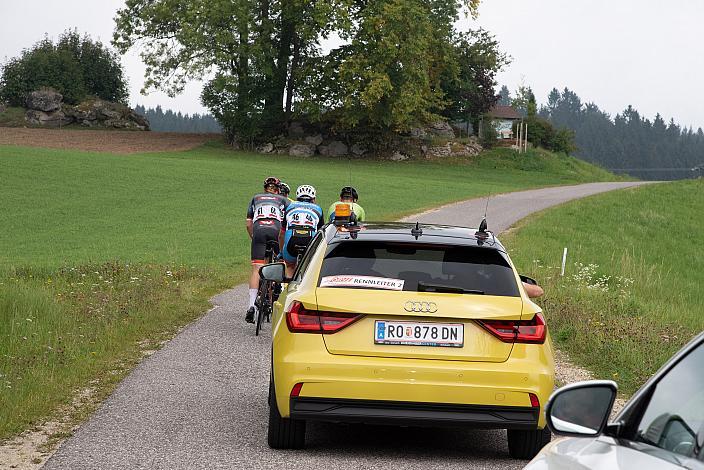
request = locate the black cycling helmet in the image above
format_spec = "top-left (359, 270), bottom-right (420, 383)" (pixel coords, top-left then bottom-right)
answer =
top-left (340, 186), bottom-right (358, 201)
top-left (264, 176), bottom-right (280, 190)
top-left (279, 182), bottom-right (291, 197)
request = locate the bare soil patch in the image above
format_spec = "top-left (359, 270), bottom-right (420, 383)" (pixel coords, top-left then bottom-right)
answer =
top-left (0, 128), bottom-right (218, 154)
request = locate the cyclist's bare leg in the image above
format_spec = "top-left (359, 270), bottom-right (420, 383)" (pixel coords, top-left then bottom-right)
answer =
top-left (246, 262), bottom-right (264, 322)
top-left (285, 262), bottom-right (295, 279)
top-left (249, 263), bottom-right (262, 290)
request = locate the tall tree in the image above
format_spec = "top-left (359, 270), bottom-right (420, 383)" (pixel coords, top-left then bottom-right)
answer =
top-left (114, 0), bottom-right (484, 142)
top-left (511, 84), bottom-right (535, 117)
top-left (441, 29), bottom-right (509, 130)
top-left (114, 0), bottom-right (351, 141)
top-left (498, 85), bottom-right (511, 106)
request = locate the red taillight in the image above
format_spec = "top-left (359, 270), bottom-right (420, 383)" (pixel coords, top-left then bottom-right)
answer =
top-left (478, 313), bottom-right (546, 344)
top-left (286, 301), bottom-right (321, 332)
top-left (286, 301), bottom-right (362, 334)
top-left (290, 382), bottom-right (304, 397)
top-left (529, 393), bottom-right (540, 408)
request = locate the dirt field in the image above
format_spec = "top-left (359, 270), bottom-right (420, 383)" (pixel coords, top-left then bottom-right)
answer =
top-left (0, 128), bottom-right (218, 154)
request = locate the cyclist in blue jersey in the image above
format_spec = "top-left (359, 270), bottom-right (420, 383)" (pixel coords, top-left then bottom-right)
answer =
top-left (282, 185), bottom-right (324, 277)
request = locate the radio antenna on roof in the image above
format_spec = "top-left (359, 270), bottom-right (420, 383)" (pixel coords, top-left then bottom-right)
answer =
top-left (475, 196), bottom-right (490, 240)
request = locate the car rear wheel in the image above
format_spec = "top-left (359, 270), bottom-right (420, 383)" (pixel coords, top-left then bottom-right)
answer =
top-left (507, 427), bottom-right (551, 459)
top-left (267, 373), bottom-right (306, 449)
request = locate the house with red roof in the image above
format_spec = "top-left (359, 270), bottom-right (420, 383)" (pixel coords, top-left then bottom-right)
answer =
top-left (488, 105), bottom-right (522, 139)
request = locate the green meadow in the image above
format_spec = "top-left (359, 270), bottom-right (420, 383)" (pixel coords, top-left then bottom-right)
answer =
top-left (0, 141), bottom-right (617, 439)
top-left (504, 179), bottom-right (704, 395)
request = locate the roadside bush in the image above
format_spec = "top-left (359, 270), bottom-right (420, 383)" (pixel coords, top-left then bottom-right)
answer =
top-left (480, 116), bottom-right (498, 148)
top-left (521, 115), bottom-right (576, 154)
top-left (0, 30), bottom-right (128, 106)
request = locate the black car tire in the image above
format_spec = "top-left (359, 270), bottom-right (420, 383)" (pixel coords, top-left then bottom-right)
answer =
top-left (507, 427), bottom-right (551, 459)
top-left (267, 373), bottom-right (306, 449)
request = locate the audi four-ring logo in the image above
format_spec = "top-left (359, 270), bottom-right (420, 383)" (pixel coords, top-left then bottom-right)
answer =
top-left (404, 301), bottom-right (438, 313)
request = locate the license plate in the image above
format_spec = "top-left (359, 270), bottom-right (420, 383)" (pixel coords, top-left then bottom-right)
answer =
top-left (374, 320), bottom-right (464, 347)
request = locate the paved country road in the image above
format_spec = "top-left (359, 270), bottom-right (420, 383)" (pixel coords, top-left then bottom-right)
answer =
top-left (44, 181), bottom-right (650, 470)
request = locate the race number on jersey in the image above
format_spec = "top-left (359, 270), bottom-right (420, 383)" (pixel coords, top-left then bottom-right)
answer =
top-left (287, 209), bottom-right (318, 229)
top-left (253, 203), bottom-right (284, 223)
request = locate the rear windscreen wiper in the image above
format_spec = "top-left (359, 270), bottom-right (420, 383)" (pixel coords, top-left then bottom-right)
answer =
top-left (417, 281), bottom-right (484, 295)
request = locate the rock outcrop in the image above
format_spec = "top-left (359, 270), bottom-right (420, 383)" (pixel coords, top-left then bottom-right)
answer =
top-left (249, 119), bottom-right (480, 160)
top-left (318, 140), bottom-right (348, 157)
top-left (25, 109), bottom-right (72, 127)
top-left (23, 89), bottom-right (149, 130)
top-left (288, 143), bottom-right (316, 157)
top-left (426, 139), bottom-right (483, 158)
top-left (304, 134), bottom-right (323, 146)
top-left (426, 120), bottom-right (456, 138)
top-left (26, 89), bottom-right (63, 112)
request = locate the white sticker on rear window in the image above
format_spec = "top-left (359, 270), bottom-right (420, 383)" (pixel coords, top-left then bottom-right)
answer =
top-left (320, 275), bottom-right (405, 291)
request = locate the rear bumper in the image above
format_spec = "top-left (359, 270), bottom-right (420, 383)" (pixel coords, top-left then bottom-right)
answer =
top-left (273, 331), bottom-right (554, 428)
top-left (290, 397), bottom-right (539, 430)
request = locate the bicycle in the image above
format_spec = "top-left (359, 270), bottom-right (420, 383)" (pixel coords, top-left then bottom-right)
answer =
top-left (255, 240), bottom-right (279, 336)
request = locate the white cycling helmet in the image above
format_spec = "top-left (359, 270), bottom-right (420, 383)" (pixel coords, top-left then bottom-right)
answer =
top-left (296, 184), bottom-right (316, 201)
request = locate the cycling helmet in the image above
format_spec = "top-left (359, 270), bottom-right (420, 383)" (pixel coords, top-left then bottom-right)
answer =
top-left (264, 176), bottom-right (280, 190)
top-left (296, 184), bottom-right (316, 201)
top-left (279, 182), bottom-right (291, 197)
top-left (340, 186), bottom-right (358, 201)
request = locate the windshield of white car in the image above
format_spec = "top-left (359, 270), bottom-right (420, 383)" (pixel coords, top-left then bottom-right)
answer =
top-left (318, 241), bottom-right (520, 296)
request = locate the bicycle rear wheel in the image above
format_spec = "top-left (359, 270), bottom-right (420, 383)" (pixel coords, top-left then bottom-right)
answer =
top-left (255, 303), bottom-right (264, 336)
top-left (255, 278), bottom-right (267, 336)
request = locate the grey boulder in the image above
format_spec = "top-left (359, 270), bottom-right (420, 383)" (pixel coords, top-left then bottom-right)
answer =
top-left (25, 109), bottom-right (72, 127)
top-left (26, 89), bottom-right (63, 112)
top-left (318, 140), bottom-right (348, 157)
top-left (305, 134), bottom-right (324, 146)
top-left (427, 121), bottom-right (456, 138)
top-left (289, 143), bottom-right (316, 157)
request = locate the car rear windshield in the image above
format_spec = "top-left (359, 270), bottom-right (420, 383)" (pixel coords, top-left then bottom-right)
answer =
top-left (318, 241), bottom-right (520, 297)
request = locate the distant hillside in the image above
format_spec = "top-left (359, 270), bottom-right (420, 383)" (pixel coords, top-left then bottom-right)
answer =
top-left (134, 105), bottom-right (221, 134)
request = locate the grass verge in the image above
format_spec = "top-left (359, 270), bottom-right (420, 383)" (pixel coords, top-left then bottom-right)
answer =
top-left (0, 263), bottom-right (234, 439)
top-left (503, 179), bottom-right (704, 395)
top-left (0, 141), bottom-right (619, 440)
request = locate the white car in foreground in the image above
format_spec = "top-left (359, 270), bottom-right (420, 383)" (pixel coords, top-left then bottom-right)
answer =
top-left (526, 332), bottom-right (704, 470)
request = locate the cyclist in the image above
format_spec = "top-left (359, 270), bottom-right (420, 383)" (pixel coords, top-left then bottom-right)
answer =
top-left (282, 185), bottom-right (324, 277)
top-left (329, 186), bottom-right (366, 223)
top-left (245, 176), bottom-right (289, 323)
top-left (279, 182), bottom-right (295, 203)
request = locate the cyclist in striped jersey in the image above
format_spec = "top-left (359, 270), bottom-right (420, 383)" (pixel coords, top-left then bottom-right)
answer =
top-left (282, 185), bottom-right (324, 277)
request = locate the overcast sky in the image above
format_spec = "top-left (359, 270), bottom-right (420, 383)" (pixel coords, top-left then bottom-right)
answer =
top-left (1, 0), bottom-right (702, 129)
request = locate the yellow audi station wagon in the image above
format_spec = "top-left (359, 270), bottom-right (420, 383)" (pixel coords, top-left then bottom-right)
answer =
top-left (260, 221), bottom-right (555, 459)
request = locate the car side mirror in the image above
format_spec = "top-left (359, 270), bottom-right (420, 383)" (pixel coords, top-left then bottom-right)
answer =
top-left (520, 274), bottom-right (538, 285)
top-left (259, 262), bottom-right (287, 283)
top-left (546, 380), bottom-right (618, 438)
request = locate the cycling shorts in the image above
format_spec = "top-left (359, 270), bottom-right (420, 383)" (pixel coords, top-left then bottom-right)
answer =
top-left (251, 222), bottom-right (280, 264)
top-left (283, 229), bottom-right (314, 264)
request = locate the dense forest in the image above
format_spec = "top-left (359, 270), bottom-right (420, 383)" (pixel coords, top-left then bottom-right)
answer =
top-left (536, 88), bottom-right (703, 180)
top-left (134, 105), bottom-right (221, 133)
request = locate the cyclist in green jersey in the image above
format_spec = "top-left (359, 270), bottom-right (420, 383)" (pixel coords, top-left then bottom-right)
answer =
top-left (329, 186), bottom-right (366, 223)
top-left (279, 182), bottom-right (295, 203)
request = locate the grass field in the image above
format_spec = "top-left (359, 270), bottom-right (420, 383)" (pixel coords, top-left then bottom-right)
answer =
top-left (0, 143), bottom-right (617, 269)
top-left (0, 141), bottom-right (618, 440)
top-left (503, 179), bottom-right (704, 395)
